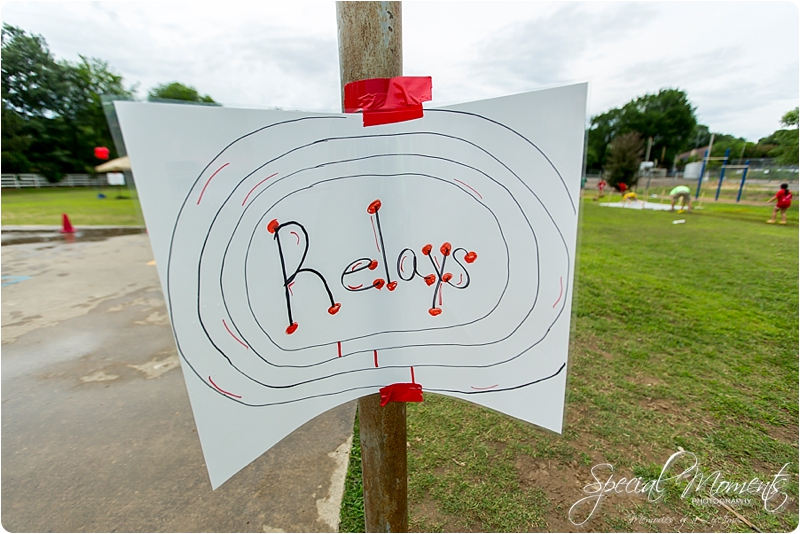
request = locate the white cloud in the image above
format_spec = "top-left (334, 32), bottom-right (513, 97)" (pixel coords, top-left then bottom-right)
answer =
top-left (2, 1), bottom-right (797, 140)
top-left (475, 3), bottom-right (657, 89)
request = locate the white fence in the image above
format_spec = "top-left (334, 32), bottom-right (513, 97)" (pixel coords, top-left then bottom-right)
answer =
top-left (1, 174), bottom-right (112, 188)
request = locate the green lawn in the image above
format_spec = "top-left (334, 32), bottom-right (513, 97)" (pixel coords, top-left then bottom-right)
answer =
top-left (1, 187), bottom-right (143, 226)
top-left (340, 199), bottom-right (798, 532)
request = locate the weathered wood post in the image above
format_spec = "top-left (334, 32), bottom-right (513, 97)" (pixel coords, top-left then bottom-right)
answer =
top-left (336, 2), bottom-right (408, 532)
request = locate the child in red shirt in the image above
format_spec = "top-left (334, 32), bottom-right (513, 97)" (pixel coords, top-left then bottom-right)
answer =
top-left (595, 179), bottom-right (607, 200)
top-left (767, 183), bottom-right (793, 224)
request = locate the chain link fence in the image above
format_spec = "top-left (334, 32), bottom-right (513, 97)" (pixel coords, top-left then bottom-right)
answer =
top-left (584, 158), bottom-right (798, 204)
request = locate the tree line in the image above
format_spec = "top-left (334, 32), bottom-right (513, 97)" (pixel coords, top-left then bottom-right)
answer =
top-left (1, 24), bottom-right (215, 181)
top-left (588, 89), bottom-right (798, 188)
top-left (2, 24), bottom-right (797, 185)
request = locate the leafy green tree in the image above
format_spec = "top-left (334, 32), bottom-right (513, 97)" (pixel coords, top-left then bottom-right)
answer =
top-left (1, 99), bottom-right (32, 172)
top-left (59, 56), bottom-right (133, 172)
top-left (148, 82), bottom-right (216, 104)
top-left (1, 24), bottom-right (133, 179)
top-left (1, 24), bottom-right (66, 118)
top-left (691, 124), bottom-right (710, 150)
top-left (1, 24), bottom-right (64, 175)
top-left (586, 108), bottom-right (622, 171)
top-left (584, 144), bottom-right (599, 171)
top-left (706, 130), bottom-right (786, 163)
top-left (605, 132), bottom-right (644, 189)
top-left (782, 107), bottom-right (798, 127)
top-left (704, 134), bottom-right (746, 168)
top-left (587, 89), bottom-right (697, 171)
top-left (769, 107), bottom-right (799, 166)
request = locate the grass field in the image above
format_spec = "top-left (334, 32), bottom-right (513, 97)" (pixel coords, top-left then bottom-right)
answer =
top-left (1, 187), bottom-right (143, 226)
top-left (340, 199), bottom-right (798, 532)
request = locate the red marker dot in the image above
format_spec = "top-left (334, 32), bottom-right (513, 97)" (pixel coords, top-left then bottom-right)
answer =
top-left (286, 322), bottom-right (298, 335)
top-left (428, 308), bottom-right (442, 316)
top-left (442, 272), bottom-right (453, 283)
top-left (267, 219), bottom-right (280, 234)
top-left (387, 281), bottom-right (397, 291)
top-left (440, 242), bottom-right (452, 256)
top-left (328, 303), bottom-right (341, 315)
top-left (368, 260), bottom-right (378, 270)
top-left (424, 274), bottom-right (436, 286)
top-left (464, 251), bottom-right (478, 263)
top-left (367, 199), bottom-right (382, 214)
top-left (422, 244), bottom-right (432, 256)
top-left (373, 278), bottom-right (385, 290)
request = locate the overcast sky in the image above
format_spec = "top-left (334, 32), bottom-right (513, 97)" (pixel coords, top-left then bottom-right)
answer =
top-left (2, 1), bottom-right (798, 141)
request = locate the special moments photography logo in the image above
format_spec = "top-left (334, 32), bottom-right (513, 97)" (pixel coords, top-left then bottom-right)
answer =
top-left (568, 451), bottom-right (791, 526)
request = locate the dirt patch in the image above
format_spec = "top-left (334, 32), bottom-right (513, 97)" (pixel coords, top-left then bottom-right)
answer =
top-left (571, 336), bottom-right (615, 361)
top-left (640, 397), bottom-right (678, 414)
top-left (514, 452), bottom-right (705, 532)
top-left (410, 495), bottom-right (451, 532)
top-left (765, 422), bottom-right (799, 445)
top-left (491, 440), bottom-right (508, 455)
top-left (410, 494), bottom-right (487, 533)
top-left (629, 374), bottom-right (665, 387)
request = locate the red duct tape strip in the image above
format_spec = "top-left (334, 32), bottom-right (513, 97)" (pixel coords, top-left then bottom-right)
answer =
top-left (344, 76), bottom-right (432, 126)
top-left (379, 383), bottom-right (424, 406)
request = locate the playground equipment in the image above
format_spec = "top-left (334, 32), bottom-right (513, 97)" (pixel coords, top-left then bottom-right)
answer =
top-left (695, 145), bottom-right (750, 202)
top-left (734, 160), bottom-right (751, 202)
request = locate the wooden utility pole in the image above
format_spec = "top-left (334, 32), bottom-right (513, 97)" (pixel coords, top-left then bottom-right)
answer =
top-left (336, 3), bottom-right (408, 533)
top-left (337, 2), bottom-right (403, 103)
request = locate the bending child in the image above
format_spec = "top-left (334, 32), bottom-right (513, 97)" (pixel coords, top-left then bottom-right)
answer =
top-left (767, 183), bottom-right (793, 224)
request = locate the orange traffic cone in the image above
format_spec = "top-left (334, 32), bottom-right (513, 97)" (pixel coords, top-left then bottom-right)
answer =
top-left (60, 213), bottom-right (76, 234)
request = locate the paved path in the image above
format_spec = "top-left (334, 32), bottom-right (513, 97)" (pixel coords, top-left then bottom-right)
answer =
top-left (1, 232), bottom-right (356, 532)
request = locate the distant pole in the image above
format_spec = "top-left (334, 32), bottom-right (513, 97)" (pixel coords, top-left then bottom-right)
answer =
top-left (336, 3), bottom-right (408, 533)
top-left (737, 160), bottom-right (750, 202)
top-left (695, 150), bottom-right (708, 200)
top-left (715, 148), bottom-right (731, 201)
top-left (695, 133), bottom-right (715, 199)
top-left (643, 137), bottom-right (653, 194)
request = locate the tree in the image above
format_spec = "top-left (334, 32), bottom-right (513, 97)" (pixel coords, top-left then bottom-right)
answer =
top-left (605, 132), bottom-right (644, 189)
top-left (782, 107), bottom-right (799, 127)
top-left (691, 124), bottom-right (710, 149)
top-left (58, 56), bottom-right (133, 172)
top-left (148, 82), bottom-right (216, 104)
top-left (587, 89), bottom-right (697, 171)
top-left (769, 107), bottom-right (799, 166)
top-left (1, 102), bottom-right (32, 172)
top-left (1, 24), bottom-right (66, 175)
top-left (586, 108), bottom-right (622, 171)
top-left (706, 133), bottom-right (747, 168)
top-left (1, 24), bottom-right (133, 179)
top-left (1, 24), bottom-right (66, 118)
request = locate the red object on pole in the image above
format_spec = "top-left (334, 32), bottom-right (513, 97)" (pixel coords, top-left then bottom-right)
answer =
top-left (94, 146), bottom-right (110, 160)
top-left (344, 76), bottom-right (432, 126)
top-left (60, 213), bottom-right (76, 234)
top-left (379, 383), bottom-right (423, 406)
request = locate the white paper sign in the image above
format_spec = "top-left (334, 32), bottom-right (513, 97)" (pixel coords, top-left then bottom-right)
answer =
top-left (106, 172), bottom-right (125, 185)
top-left (115, 83), bottom-right (587, 489)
